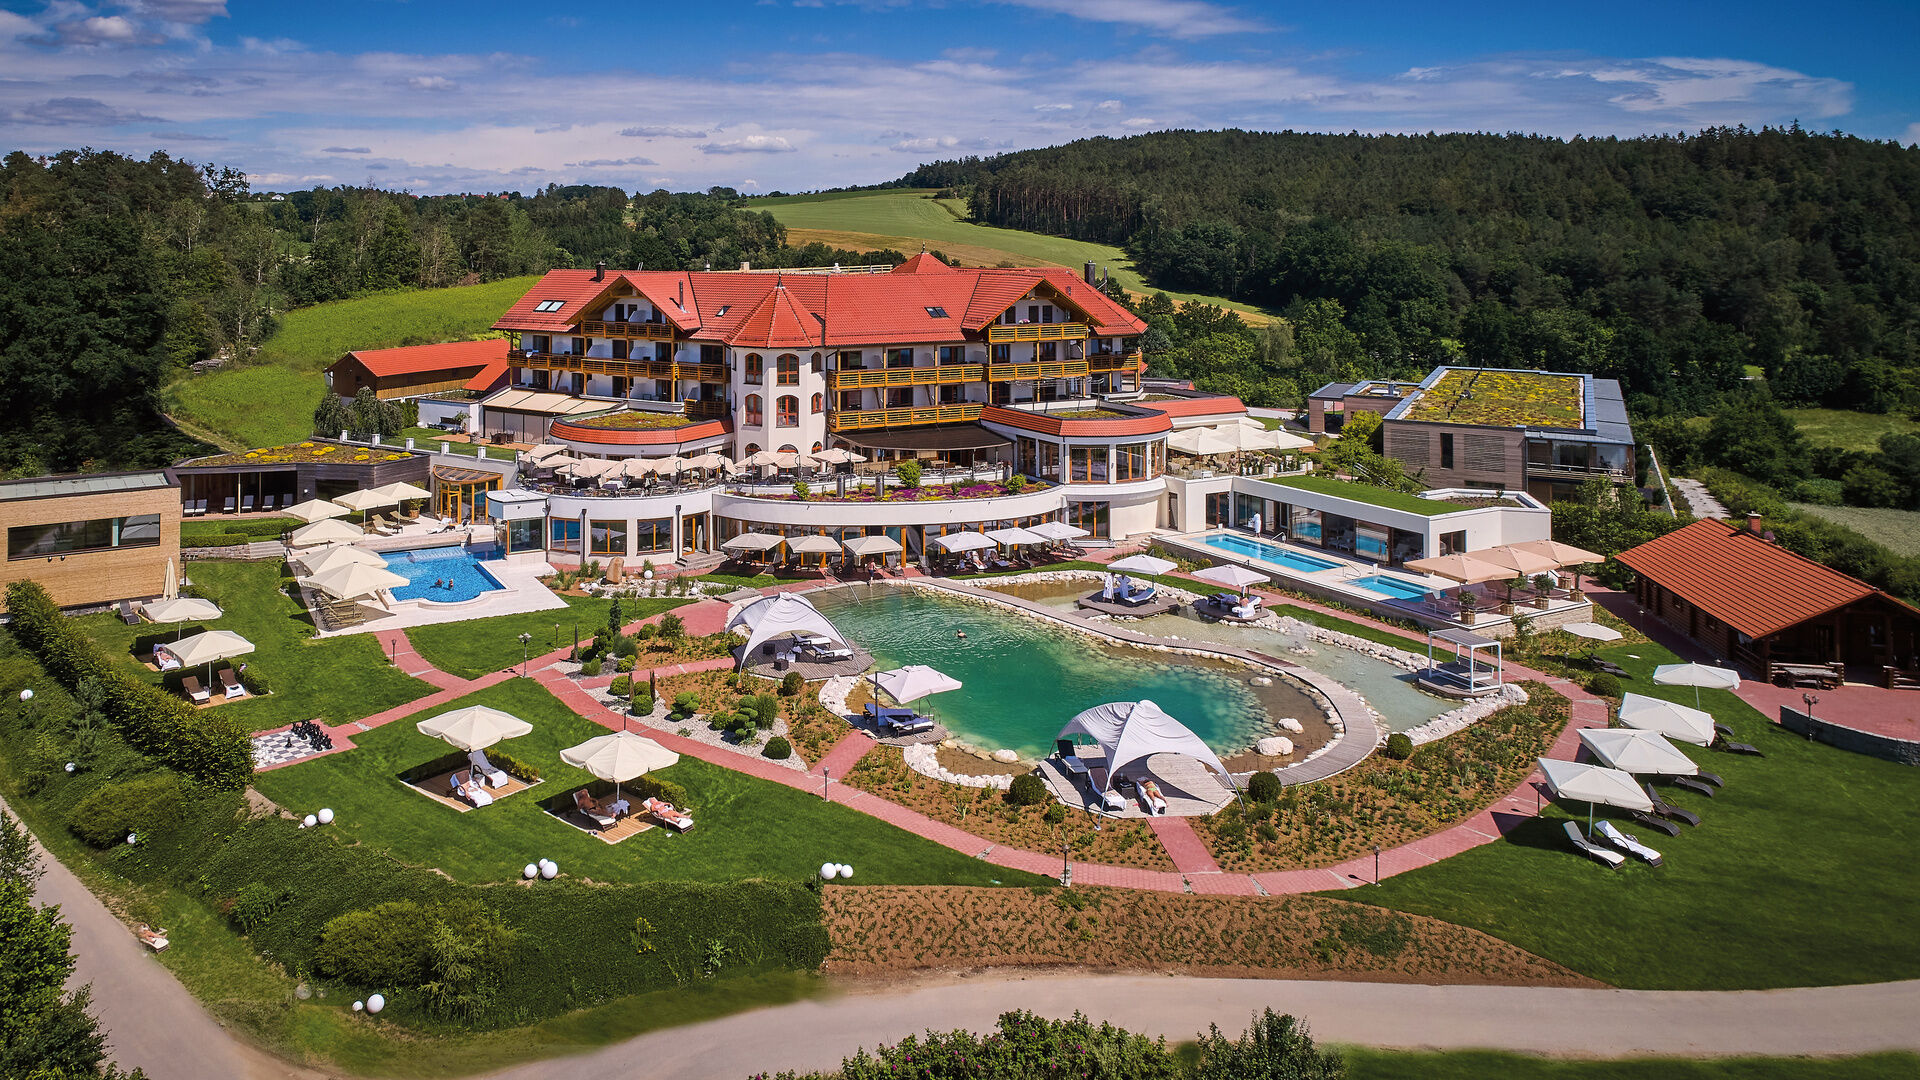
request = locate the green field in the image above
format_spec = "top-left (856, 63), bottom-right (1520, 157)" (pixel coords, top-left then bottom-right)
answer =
top-left (167, 276), bottom-right (537, 450)
top-left (1345, 1049), bottom-right (1920, 1080)
top-left (1783, 408), bottom-right (1920, 453)
top-left (756, 189), bottom-right (1275, 321)
top-left (1790, 503), bottom-right (1920, 557)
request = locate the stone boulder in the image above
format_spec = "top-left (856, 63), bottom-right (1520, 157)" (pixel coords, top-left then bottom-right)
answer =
top-left (1276, 717), bottom-right (1304, 733)
top-left (1256, 736), bottom-right (1295, 756)
top-left (991, 748), bottom-right (1020, 764)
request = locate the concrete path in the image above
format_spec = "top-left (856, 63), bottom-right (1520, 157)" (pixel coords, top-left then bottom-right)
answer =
top-left (1672, 477), bottom-right (1730, 519)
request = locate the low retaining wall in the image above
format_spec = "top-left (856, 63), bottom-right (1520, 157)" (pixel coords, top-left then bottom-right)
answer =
top-left (1779, 706), bottom-right (1920, 766)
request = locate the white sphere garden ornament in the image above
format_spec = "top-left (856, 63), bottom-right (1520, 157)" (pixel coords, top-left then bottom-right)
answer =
top-left (302, 814), bottom-right (317, 828)
top-left (523, 863), bottom-right (540, 880)
top-left (126, 833), bottom-right (137, 845)
top-left (820, 862), bottom-right (836, 880)
top-left (837, 864), bottom-right (853, 879)
top-left (64, 763), bottom-right (75, 773)
top-left (538, 859), bottom-right (558, 880)
top-left (18, 689), bottom-right (32, 701)
top-left (353, 1000), bottom-right (364, 1012)
top-left (317, 808), bottom-right (335, 825)
top-left (365, 994), bottom-right (384, 1015)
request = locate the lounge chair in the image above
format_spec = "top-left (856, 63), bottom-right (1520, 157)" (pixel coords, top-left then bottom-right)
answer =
top-left (135, 923), bottom-right (170, 952)
top-left (1629, 809), bottom-right (1682, 837)
top-left (1716, 739), bottom-right (1763, 756)
top-left (153, 645), bottom-right (181, 671)
top-left (1671, 776), bottom-right (1716, 798)
top-left (643, 797), bottom-right (693, 831)
top-left (450, 770), bottom-right (494, 808)
top-left (1643, 783), bottom-right (1700, 826)
top-left (862, 702), bottom-right (917, 727)
top-left (217, 666), bottom-right (245, 700)
top-left (1137, 778), bottom-right (1169, 815)
top-left (468, 749), bottom-right (510, 788)
top-left (1595, 820), bottom-right (1663, 866)
top-left (1695, 770), bottom-right (1725, 788)
top-left (221, 496), bottom-right (236, 513)
top-left (1564, 820), bottom-right (1626, 868)
top-left (119, 600), bottom-right (139, 625)
top-left (1055, 739), bottom-right (1090, 778)
top-left (181, 675), bottom-right (210, 705)
top-left (573, 789), bottom-right (617, 828)
top-left (241, 494), bottom-right (256, 512)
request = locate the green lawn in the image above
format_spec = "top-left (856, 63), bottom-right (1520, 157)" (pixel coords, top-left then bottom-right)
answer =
top-left (1269, 604), bottom-right (1426, 652)
top-left (1784, 408), bottom-right (1920, 453)
top-left (1352, 640), bottom-right (1920, 990)
top-left (1790, 503), bottom-right (1920, 558)
top-left (399, 427), bottom-right (489, 457)
top-left (1345, 1049), bottom-right (1920, 1080)
top-left (167, 277), bottom-right (537, 449)
top-left (755, 189), bottom-right (1276, 320)
top-left (251, 678), bottom-right (1044, 888)
top-left (1259, 474), bottom-right (1453, 515)
top-left (74, 559), bottom-right (430, 732)
top-left (406, 593), bottom-right (690, 680)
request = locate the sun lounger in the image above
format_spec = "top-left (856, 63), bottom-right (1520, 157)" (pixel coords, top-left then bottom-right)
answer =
top-left (135, 923), bottom-right (170, 951)
top-left (1055, 739), bottom-right (1091, 777)
top-left (1695, 770), bottom-right (1724, 788)
top-left (1671, 776), bottom-right (1715, 798)
top-left (1137, 778), bottom-right (1169, 815)
top-left (119, 600), bottom-right (140, 625)
top-left (1716, 740), bottom-right (1763, 756)
top-left (450, 770), bottom-right (494, 808)
top-left (153, 645), bottom-right (181, 671)
top-left (217, 666), bottom-right (245, 699)
top-left (180, 675), bottom-right (210, 705)
top-left (1564, 820), bottom-right (1626, 868)
top-left (1714, 722), bottom-right (1735, 738)
top-left (643, 797), bottom-right (693, 831)
top-left (573, 789), bottom-right (616, 828)
top-left (1643, 783), bottom-right (1700, 826)
top-left (468, 749), bottom-right (510, 788)
top-left (1629, 809), bottom-right (1682, 837)
top-left (885, 714), bottom-right (936, 736)
top-left (1595, 820), bottom-right (1663, 866)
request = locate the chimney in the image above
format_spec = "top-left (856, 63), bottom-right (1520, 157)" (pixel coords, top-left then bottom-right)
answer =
top-left (740, 261), bottom-right (751, 272)
top-left (593, 260), bottom-right (606, 282)
top-left (1083, 261), bottom-right (1097, 284)
top-left (635, 261), bottom-right (644, 272)
top-left (1747, 512), bottom-right (1763, 534)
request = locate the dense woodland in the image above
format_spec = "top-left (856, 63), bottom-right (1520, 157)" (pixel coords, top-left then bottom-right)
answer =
top-left (0, 151), bottom-right (901, 475)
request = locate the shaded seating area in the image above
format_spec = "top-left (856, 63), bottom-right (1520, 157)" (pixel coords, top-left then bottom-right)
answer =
top-left (728, 593), bottom-right (873, 678)
top-left (1418, 627), bottom-right (1504, 697)
top-left (405, 706), bottom-right (540, 811)
top-left (1047, 699), bottom-right (1238, 818)
top-left (554, 731), bottom-right (684, 844)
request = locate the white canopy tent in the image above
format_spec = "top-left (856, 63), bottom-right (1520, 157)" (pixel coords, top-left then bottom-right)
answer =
top-left (416, 705), bottom-right (533, 751)
top-left (1559, 622), bottom-right (1624, 643)
top-left (523, 442), bottom-right (570, 464)
top-left (726, 592), bottom-right (817, 634)
top-left (1193, 564), bottom-right (1268, 596)
top-left (331, 488), bottom-right (396, 515)
top-left (681, 452), bottom-right (736, 473)
top-left (1166, 428), bottom-right (1238, 457)
top-left (874, 665), bottom-right (962, 705)
top-left (288, 518), bottom-right (365, 547)
top-left (810, 447), bottom-right (866, 465)
top-left (1107, 553), bottom-right (1177, 576)
top-left (1057, 699), bottom-right (1232, 795)
top-left (731, 594), bottom-right (847, 666)
top-left (933, 532), bottom-right (996, 554)
top-left (1028, 521), bottom-right (1089, 543)
top-left (1578, 728), bottom-right (1700, 777)
top-left (1537, 756), bottom-right (1654, 833)
top-left (1617, 692), bottom-right (1716, 746)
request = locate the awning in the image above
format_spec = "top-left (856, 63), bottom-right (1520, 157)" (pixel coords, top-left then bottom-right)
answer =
top-left (722, 532), bottom-right (785, 553)
top-left (1432, 627), bottom-right (1499, 649)
top-left (835, 424), bottom-right (1012, 453)
top-left (482, 388), bottom-right (607, 416)
top-left (433, 465), bottom-right (501, 484)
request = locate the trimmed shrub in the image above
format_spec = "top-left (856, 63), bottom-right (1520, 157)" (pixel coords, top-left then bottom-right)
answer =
top-left (779, 671), bottom-right (805, 697)
top-left (762, 735), bottom-right (792, 760)
top-left (1246, 771), bottom-right (1282, 803)
top-left (741, 694), bottom-right (781, 729)
top-left (669, 691), bottom-right (701, 720)
top-left (580, 658), bottom-right (602, 677)
top-left (1586, 673), bottom-right (1623, 698)
top-left (1384, 732), bottom-right (1414, 760)
top-left (609, 675), bottom-right (631, 697)
top-left (632, 693), bottom-right (654, 716)
top-left (1042, 802), bottom-right (1066, 824)
top-left (66, 773), bottom-right (184, 847)
top-left (1007, 772), bottom-right (1049, 806)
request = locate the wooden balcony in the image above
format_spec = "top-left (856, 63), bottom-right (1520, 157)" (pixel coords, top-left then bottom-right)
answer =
top-left (1088, 351), bottom-right (1143, 373)
top-left (509, 350), bottom-right (725, 383)
top-left (828, 402), bottom-right (983, 432)
top-left (986, 360), bottom-right (1089, 382)
top-left (829, 364), bottom-right (984, 390)
top-left (684, 399), bottom-right (729, 420)
top-left (987, 322), bottom-right (1088, 343)
top-left (577, 320), bottom-right (677, 341)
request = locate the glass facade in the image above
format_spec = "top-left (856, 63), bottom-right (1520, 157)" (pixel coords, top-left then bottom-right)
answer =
top-left (1066, 500), bottom-right (1110, 538)
top-left (8, 514), bottom-right (161, 560)
top-left (590, 519), bottom-right (626, 556)
top-left (550, 518), bottom-right (582, 554)
top-left (634, 518), bottom-right (673, 554)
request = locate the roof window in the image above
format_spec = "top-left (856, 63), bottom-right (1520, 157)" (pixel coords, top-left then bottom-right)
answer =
top-left (532, 299), bottom-right (565, 313)
top-left (716, 305), bottom-right (730, 317)
top-left (925, 306), bottom-right (948, 318)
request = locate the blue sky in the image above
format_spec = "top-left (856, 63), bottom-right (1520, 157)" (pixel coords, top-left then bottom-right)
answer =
top-left (1, 1), bottom-right (1915, 194)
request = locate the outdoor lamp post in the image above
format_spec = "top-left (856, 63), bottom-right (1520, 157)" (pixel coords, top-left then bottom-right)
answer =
top-left (518, 632), bottom-right (532, 677)
top-left (1373, 843), bottom-right (1381, 886)
top-left (821, 767), bottom-right (830, 801)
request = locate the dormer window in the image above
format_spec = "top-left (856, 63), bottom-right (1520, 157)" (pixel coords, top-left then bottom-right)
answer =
top-left (533, 299), bottom-right (564, 313)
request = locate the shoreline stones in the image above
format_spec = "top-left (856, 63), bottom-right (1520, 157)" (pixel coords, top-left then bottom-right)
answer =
top-left (902, 742), bottom-right (1012, 790)
top-left (1255, 736), bottom-right (1294, 756)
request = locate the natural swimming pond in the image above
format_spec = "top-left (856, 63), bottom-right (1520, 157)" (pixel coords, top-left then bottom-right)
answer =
top-left (808, 585), bottom-right (1329, 761)
top-left (381, 545), bottom-right (505, 603)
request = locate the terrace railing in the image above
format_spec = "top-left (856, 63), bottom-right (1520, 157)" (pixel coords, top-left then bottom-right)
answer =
top-left (986, 322), bottom-right (1088, 343)
top-left (576, 320), bottom-right (677, 340)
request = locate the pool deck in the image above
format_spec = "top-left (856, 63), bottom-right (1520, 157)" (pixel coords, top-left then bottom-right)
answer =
top-left (310, 552), bottom-right (569, 637)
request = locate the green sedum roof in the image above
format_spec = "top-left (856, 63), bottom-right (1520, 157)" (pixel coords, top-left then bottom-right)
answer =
top-left (1400, 369), bottom-right (1583, 429)
top-left (1263, 474), bottom-right (1457, 516)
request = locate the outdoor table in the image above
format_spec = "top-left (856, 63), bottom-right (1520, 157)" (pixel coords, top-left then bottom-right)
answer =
top-left (609, 799), bottom-right (631, 817)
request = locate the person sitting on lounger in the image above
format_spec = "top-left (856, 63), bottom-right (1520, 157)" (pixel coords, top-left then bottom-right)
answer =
top-left (1138, 778), bottom-right (1169, 815)
top-left (451, 769), bottom-right (494, 808)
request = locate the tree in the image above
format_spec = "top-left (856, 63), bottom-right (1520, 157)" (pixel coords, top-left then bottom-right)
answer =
top-left (1550, 478), bottom-right (1679, 584)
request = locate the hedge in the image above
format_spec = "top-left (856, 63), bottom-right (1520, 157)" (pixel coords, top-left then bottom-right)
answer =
top-left (402, 748), bottom-right (542, 785)
top-left (182, 517), bottom-right (300, 541)
top-left (5, 581), bottom-right (253, 790)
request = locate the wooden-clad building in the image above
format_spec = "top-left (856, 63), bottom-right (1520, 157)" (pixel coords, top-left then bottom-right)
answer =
top-left (1617, 518), bottom-right (1920, 679)
top-left (324, 339), bottom-right (510, 401)
top-left (171, 441), bottom-right (431, 516)
top-left (0, 471), bottom-right (181, 613)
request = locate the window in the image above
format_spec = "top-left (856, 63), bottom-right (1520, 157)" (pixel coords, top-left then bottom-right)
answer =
top-left (938, 345), bottom-right (967, 365)
top-left (810, 392), bottom-right (824, 414)
top-left (992, 343), bottom-right (1011, 362)
top-left (590, 520), bottom-right (627, 556)
top-left (777, 444), bottom-right (798, 454)
top-left (1041, 306), bottom-right (1054, 324)
top-left (1027, 305), bottom-right (1040, 323)
top-left (744, 443), bottom-right (762, 456)
top-left (633, 518), bottom-right (672, 554)
top-left (811, 441), bottom-right (823, 454)
top-left (926, 305), bottom-right (948, 318)
top-left (1290, 506), bottom-right (1324, 545)
top-left (745, 394), bottom-right (763, 426)
top-left (700, 343), bottom-right (724, 365)
top-left (1069, 446), bottom-right (1108, 483)
top-left (1440, 432), bottom-right (1455, 471)
top-left (885, 348), bottom-right (913, 369)
top-left (8, 515), bottom-right (161, 561)
top-left (1039, 341), bottom-right (1057, 361)
top-left (1113, 442), bottom-right (1149, 482)
top-left (1066, 501), bottom-right (1110, 538)
top-left (837, 350), bottom-right (865, 369)
top-left (776, 353), bottom-right (800, 385)
top-left (776, 395), bottom-right (799, 427)
top-left (549, 517), bottom-right (582, 555)
top-left (533, 299), bottom-right (564, 313)
top-left (744, 354), bottom-right (763, 384)
top-left (1205, 492), bottom-right (1232, 526)
top-left (715, 305), bottom-right (730, 317)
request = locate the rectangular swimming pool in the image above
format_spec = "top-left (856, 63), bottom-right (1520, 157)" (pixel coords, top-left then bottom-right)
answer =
top-left (1350, 574), bottom-right (1436, 602)
top-left (1199, 533), bottom-right (1343, 574)
top-left (381, 545), bottom-right (506, 603)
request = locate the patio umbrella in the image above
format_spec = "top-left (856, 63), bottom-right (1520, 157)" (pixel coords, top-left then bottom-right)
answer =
top-left (722, 532), bottom-right (785, 554)
top-left (1617, 692), bottom-right (1716, 746)
top-left (1404, 553), bottom-right (1511, 584)
top-left (524, 442), bottom-right (570, 464)
top-left (416, 705), bottom-right (533, 751)
top-left (743, 449), bottom-right (803, 469)
top-left (1108, 553), bottom-right (1177, 576)
top-left (844, 535), bottom-right (902, 557)
top-left (1537, 756), bottom-right (1654, 833)
top-left (370, 481), bottom-right (432, 503)
top-left (1193, 564), bottom-right (1269, 597)
top-left (1509, 539), bottom-right (1605, 566)
top-left (331, 488), bottom-right (396, 518)
top-left (288, 518), bottom-right (365, 547)
top-left (162, 558), bottom-right (179, 601)
top-left (1028, 521), bottom-right (1089, 543)
top-left (161, 629), bottom-right (255, 692)
top-left (1167, 428), bottom-right (1237, 457)
top-left (142, 597), bottom-right (222, 640)
top-left (619, 457), bottom-right (658, 480)
top-left (682, 452), bottom-right (735, 473)
top-left (1561, 622), bottom-right (1624, 643)
top-left (1578, 728), bottom-right (1700, 777)
top-left (298, 544), bottom-right (384, 576)
top-left (1472, 544), bottom-right (1561, 578)
top-left (560, 731), bottom-right (680, 805)
top-left (786, 534), bottom-right (843, 556)
top-left (308, 562), bottom-right (409, 603)
top-left (874, 665), bottom-right (962, 706)
top-left (984, 526), bottom-right (1044, 547)
top-left (1653, 662), bottom-right (1741, 708)
top-left (932, 531), bottom-right (996, 554)
top-left (810, 447), bottom-right (866, 465)
top-left (284, 498), bottom-right (350, 524)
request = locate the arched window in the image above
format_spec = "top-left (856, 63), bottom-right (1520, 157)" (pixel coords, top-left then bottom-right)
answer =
top-left (810, 441), bottom-right (823, 455)
top-left (776, 353), bottom-right (799, 386)
top-left (775, 395), bottom-right (799, 427)
top-left (810, 392), bottom-right (824, 415)
top-left (810, 351), bottom-right (823, 374)
top-left (777, 444), bottom-right (799, 454)
top-left (744, 354), bottom-right (763, 385)
top-left (744, 443), bottom-right (762, 456)
top-left (745, 394), bottom-right (763, 426)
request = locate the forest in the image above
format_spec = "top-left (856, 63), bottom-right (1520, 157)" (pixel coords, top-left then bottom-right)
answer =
top-left (0, 150), bottom-right (903, 476)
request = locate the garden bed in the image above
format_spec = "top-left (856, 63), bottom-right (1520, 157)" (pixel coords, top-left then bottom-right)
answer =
top-left (844, 748), bottom-right (1175, 872)
top-left (650, 669), bottom-right (846, 766)
top-left (823, 885), bottom-right (1593, 986)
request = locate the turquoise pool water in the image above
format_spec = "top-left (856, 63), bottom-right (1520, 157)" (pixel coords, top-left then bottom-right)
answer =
top-left (381, 545), bottom-right (505, 603)
top-left (809, 586), bottom-right (1316, 759)
top-left (1200, 533), bottom-right (1342, 574)
top-left (1350, 574), bottom-right (1435, 601)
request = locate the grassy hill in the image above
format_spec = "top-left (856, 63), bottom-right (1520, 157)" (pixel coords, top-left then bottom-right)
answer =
top-left (1783, 408), bottom-right (1920, 454)
top-left (1791, 503), bottom-right (1920, 557)
top-left (166, 276), bottom-right (539, 450)
top-left (756, 189), bottom-right (1274, 322)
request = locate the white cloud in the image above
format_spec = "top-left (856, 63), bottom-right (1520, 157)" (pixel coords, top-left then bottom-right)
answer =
top-left (992, 0), bottom-right (1269, 39)
top-left (1033, 102), bottom-right (1073, 112)
top-left (620, 125), bottom-right (708, 138)
top-left (697, 134), bottom-right (797, 153)
top-left (321, 145), bottom-right (371, 154)
top-left (566, 156), bottom-right (659, 167)
top-left (1906, 122), bottom-right (1920, 147)
top-left (9, 96), bottom-right (164, 126)
top-left (407, 75), bottom-right (457, 91)
top-left (45, 15), bottom-right (144, 46)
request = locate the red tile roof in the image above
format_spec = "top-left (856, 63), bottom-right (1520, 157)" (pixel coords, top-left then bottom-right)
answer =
top-left (549, 416), bottom-right (731, 446)
top-left (1137, 395), bottom-right (1246, 419)
top-left (1615, 519), bottom-right (1883, 638)
top-left (462, 359), bottom-right (509, 393)
top-left (981, 405), bottom-right (1172, 438)
top-left (335, 339), bottom-right (508, 378)
top-left (891, 253), bottom-right (956, 274)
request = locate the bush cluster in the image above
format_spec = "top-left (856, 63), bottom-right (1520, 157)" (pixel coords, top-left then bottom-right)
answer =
top-left (5, 581), bottom-right (252, 789)
top-left (1246, 771), bottom-right (1282, 803)
top-left (609, 674), bottom-right (630, 697)
top-left (402, 749), bottom-right (541, 785)
top-left (761, 735), bottom-right (792, 760)
top-left (1586, 673), bottom-right (1623, 699)
top-left (1383, 732), bottom-right (1414, 760)
top-left (779, 671), bottom-right (805, 697)
top-left (1006, 772), bottom-right (1049, 806)
top-left (66, 772), bottom-right (184, 847)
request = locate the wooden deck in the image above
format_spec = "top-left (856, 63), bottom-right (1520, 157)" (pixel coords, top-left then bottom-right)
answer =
top-left (404, 769), bottom-right (538, 812)
top-left (1075, 592), bottom-right (1181, 618)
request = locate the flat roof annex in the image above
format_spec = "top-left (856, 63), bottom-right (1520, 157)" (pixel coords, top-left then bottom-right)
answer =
top-left (0, 470), bottom-right (176, 502)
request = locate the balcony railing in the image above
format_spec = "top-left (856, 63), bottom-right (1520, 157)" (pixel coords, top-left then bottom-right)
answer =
top-left (1088, 350), bottom-right (1143, 373)
top-left (986, 360), bottom-right (1090, 382)
top-left (577, 320), bottom-right (676, 340)
top-left (1524, 459), bottom-right (1632, 480)
top-left (828, 402), bottom-right (984, 431)
top-left (829, 364), bottom-right (985, 390)
top-left (987, 322), bottom-right (1088, 343)
top-left (509, 350), bottom-right (726, 383)
top-left (684, 399), bottom-right (729, 421)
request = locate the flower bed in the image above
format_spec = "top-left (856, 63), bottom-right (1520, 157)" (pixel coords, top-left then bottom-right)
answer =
top-left (566, 410), bottom-right (705, 430)
top-left (756, 481), bottom-right (1034, 503)
top-left (1401, 369), bottom-right (1583, 428)
top-left (187, 441), bottom-right (411, 467)
top-left (650, 669), bottom-right (845, 765)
